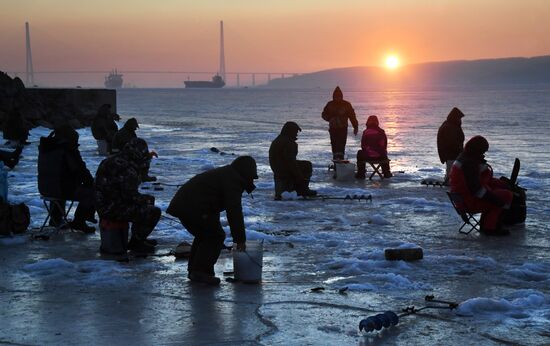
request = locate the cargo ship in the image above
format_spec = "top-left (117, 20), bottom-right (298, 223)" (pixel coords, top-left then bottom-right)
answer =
top-left (104, 69), bottom-right (123, 89)
top-left (184, 21), bottom-right (226, 88)
top-left (184, 74), bottom-right (225, 88)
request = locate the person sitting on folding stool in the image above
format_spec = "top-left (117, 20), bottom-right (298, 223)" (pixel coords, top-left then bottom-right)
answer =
top-left (449, 136), bottom-right (513, 236)
top-left (355, 115), bottom-right (392, 179)
top-left (37, 125), bottom-right (96, 232)
top-left (269, 122), bottom-right (317, 200)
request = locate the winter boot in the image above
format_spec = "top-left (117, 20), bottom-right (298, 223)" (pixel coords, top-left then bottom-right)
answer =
top-left (128, 236), bottom-right (155, 253)
top-left (70, 220), bottom-right (96, 234)
top-left (188, 271), bottom-right (221, 286)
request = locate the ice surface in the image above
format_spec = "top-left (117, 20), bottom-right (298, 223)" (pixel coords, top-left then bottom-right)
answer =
top-left (1, 88), bottom-right (549, 345)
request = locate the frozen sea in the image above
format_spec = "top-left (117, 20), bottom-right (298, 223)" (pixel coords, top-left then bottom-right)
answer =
top-left (1, 86), bottom-right (550, 345)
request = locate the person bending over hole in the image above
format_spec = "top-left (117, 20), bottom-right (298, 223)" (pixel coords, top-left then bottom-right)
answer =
top-left (167, 156), bottom-right (258, 285)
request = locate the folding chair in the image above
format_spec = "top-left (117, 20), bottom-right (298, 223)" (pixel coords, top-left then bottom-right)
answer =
top-left (39, 196), bottom-right (74, 233)
top-left (365, 159), bottom-right (390, 180)
top-left (446, 192), bottom-right (480, 235)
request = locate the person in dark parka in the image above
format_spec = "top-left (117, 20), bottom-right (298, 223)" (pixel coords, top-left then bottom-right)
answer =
top-left (321, 86), bottom-right (359, 160)
top-left (3, 109), bottom-right (30, 146)
top-left (269, 121), bottom-right (317, 200)
top-left (37, 125), bottom-right (96, 232)
top-left (95, 138), bottom-right (160, 253)
top-left (437, 107), bottom-right (465, 183)
top-left (112, 118), bottom-right (138, 153)
top-left (91, 104), bottom-right (119, 153)
top-left (167, 156), bottom-right (258, 285)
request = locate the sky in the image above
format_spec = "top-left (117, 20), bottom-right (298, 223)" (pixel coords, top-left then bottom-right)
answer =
top-left (1, 0), bottom-right (550, 86)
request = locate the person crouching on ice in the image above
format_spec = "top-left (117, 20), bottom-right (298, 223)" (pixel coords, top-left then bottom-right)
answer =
top-left (95, 138), bottom-right (161, 253)
top-left (355, 115), bottom-right (392, 179)
top-left (450, 136), bottom-right (513, 236)
top-left (167, 156), bottom-right (258, 285)
top-left (269, 121), bottom-right (317, 200)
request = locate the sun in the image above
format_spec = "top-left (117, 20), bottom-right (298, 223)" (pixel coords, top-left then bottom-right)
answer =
top-left (385, 55), bottom-right (400, 69)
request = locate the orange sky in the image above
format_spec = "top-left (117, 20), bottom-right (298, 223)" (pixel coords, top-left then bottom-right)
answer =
top-left (1, 0), bottom-right (549, 86)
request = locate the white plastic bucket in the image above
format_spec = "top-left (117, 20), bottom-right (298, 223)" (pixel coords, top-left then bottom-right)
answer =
top-left (233, 240), bottom-right (263, 283)
top-left (334, 162), bottom-right (356, 181)
top-left (97, 140), bottom-right (109, 156)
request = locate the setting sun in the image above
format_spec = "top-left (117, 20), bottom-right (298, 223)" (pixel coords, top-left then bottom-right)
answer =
top-left (385, 55), bottom-right (400, 69)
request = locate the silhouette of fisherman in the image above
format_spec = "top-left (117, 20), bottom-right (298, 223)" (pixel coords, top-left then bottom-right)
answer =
top-left (449, 136), bottom-right (513, 236)
top-left (95, 138), bottom-right (161, 253)
top-left (167, 156), bottom-right (258, 285)
top-left (111, 117), bottom-right (157, 182)
top-left (437, 107), bottom-right (465, 184)
top-left (321, 86), bottom-right (359, 160)
top-left (3, 109), bottom-right (30, 147)
top-left (356, 115), bottom-right (392, 179)
top-left (91, 103), bottom-right (119, 154)
top-left (38, 124), bottom-right (96, 232)
top-left (269, 121), bottom-right (317, 200)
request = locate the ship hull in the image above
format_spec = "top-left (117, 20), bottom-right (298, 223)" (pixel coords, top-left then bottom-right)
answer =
top-left (184, 80), bottom-right (225, 88)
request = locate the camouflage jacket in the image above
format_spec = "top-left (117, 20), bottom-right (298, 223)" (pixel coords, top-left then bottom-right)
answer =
top-left (94, 152), bottom-right (152, 220)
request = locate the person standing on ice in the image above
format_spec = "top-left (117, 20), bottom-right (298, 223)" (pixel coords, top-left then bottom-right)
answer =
top-left (91, 104), bottom-right (119, 154)
top-left (449, 136), bottom-right (513, 236)
top-left (355, 115), bottom-right (392, 179)
top-left (437, 107), bottom-right (465, 184)
top-left (321, 86), bottom-right (359, 160)
top-left (95, 138), bottom-right (161, 253)
top-left (269, 121), bottom-right (317, 200)
top-left (166, 156), bottom-right (258, 285)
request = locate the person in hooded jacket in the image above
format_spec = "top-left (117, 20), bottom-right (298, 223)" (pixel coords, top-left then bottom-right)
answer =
top-left (91, 104), bottom-right (119, 153)
top-left (437, 107), bottom-right (465, 184)
top-left (95, 138), bottom-right (161, 253)
top-left (112, 118), bottom-right (139, 153)
top-left (450, 136), bottom-right (513, 236)
top-left (37, 125), bottom-right (96, 232)
top-left (356, 115), bottom-right (392, 179)
top-left (167, 156), bottom-right (258, 285)
top-left (269, 122), bottom-right (317, 200)
top-left (321, 86), bottom-right (359, 160)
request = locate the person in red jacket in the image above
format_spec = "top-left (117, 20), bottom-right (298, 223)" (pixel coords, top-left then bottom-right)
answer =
top-left (449, 136), bottom-right (513, 236)
top-left (355, 115), bottom-right (392, 179)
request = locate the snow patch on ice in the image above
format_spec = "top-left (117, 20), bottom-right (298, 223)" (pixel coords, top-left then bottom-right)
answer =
top-left (456, 290), bottom-right (547, 320)
top-left (23, 258), bottom-right (132, 286)
top-left (368, 214), bottom-right (391, 225)
top-left (506, 262), bottom-right (550, 283)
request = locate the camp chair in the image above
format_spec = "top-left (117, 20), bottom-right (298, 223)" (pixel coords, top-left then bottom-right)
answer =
top-left (365, 158), bottom-right (390, 180)
top-left (38, 196), bottom-right (74, 233)
top-left (446, 191), bottom-right (480, 235)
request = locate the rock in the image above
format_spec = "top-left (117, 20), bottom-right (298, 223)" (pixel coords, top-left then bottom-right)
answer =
top-left (384, 247), bottom-right (424, 261)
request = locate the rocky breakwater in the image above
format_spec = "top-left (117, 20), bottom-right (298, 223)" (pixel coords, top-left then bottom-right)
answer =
top-left (0, 71), bottom-right (116, 129)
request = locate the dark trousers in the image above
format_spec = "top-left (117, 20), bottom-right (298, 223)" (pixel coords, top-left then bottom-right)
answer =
top-left (50, 186), bottom-right (96, 226)
top-left (274, 160), bottom-right (313, 197)
top-left (130, 205), bottom-right (161, 241)
top-left (329, 128), bottom-right (348, 160)
top-left (179, 214), bottom-right (226, 276)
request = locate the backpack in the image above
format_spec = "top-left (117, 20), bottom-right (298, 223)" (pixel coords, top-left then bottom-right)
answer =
top-left (0, 202), bottom-right (30, 236)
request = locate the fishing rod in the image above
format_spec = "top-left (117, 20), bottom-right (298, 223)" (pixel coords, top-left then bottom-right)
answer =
top-left (359, 295), bottom-right (458, 333)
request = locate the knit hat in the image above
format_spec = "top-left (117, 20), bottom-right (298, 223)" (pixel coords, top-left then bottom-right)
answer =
top-left (464, 136), bottom-right (489, 156)
top-left (332, 86), bottom-right (343, 101)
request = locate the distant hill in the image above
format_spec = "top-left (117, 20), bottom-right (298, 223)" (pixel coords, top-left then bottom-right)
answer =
top-left (267, 56), bottom-right (550, 89)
